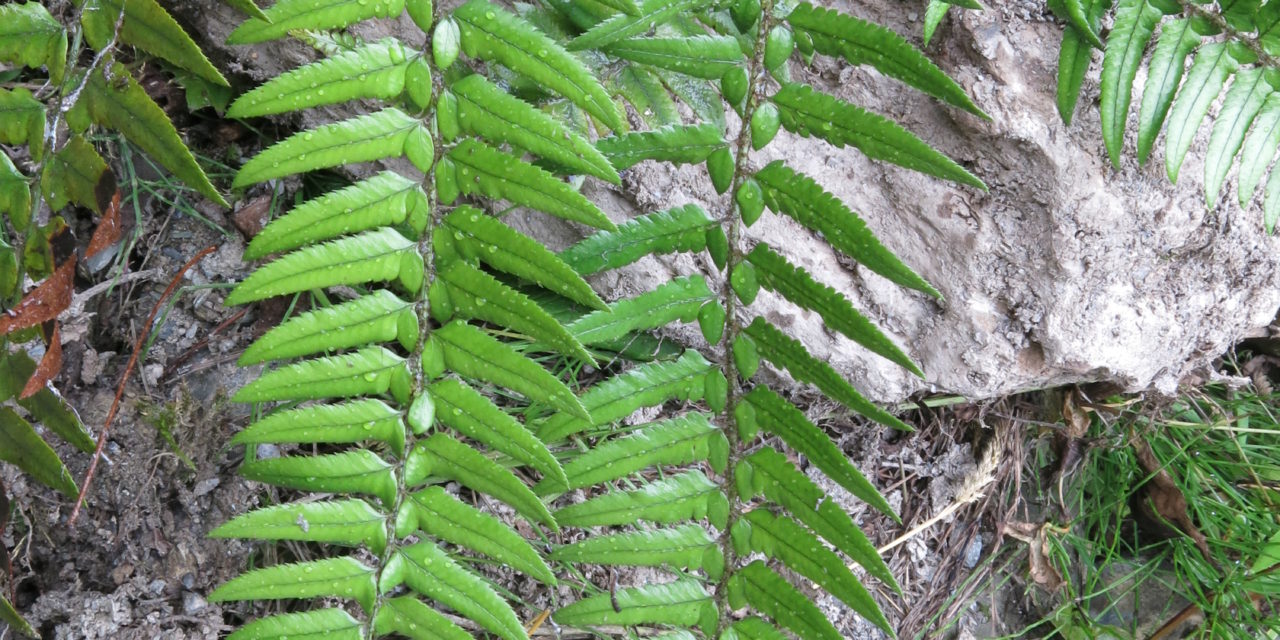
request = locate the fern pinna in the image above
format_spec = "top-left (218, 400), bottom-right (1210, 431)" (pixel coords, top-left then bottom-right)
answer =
top-left (211, 0), bottom-right (985, 637)
top-left (1053, 0), bottom-right (1280, 228)
top-left (528, 1), bottom-right (984, 639)
top-left (209, 0), bottom-right (627, 637)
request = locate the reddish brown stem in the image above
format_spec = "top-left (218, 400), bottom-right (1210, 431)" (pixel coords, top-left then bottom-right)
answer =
top-left (68, 245), bottom-right (217, 526)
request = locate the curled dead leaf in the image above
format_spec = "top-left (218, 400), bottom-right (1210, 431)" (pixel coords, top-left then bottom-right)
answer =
top-left (19, 323), bottom-right (61, 399)
top-left (85, 189), bottom-right (122, 259)
top-left (0, 259), bottom-right (75, 337)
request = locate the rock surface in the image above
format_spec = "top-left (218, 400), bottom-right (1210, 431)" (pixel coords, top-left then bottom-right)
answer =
top-left (177, 0), bottom-right (1280, 402)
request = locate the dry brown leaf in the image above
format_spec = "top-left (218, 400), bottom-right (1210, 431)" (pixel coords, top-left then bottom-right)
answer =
top-left (1130, 437), bottom-right (1216, 566)
top-left (85, 189), bottom-right (122, 259)
top-left (0, 259), bottom-right (76, 337)
top-left (232, 195), bottom-right (273, 240)
top-left (1005, 520), bottom-right (1064, 592)
top-left (20, 323), bottom-right (61, 399)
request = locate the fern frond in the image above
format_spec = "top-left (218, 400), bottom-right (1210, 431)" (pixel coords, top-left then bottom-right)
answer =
top-left (1165, 42), bottom-right (1243, 183)
top-left (454, 0), bottom-right (624, 132)
top-left (373, 596), bottom-right (471, 640)
top-left (721, 617), bottom-right (789, 640)
top-left (558, 204), bottom-right (716, 275)
top-left (404, 433), bottom-right (557, 529)
top-left (380, 540), bottom-right (527, 640)
top-left (398, 486), bottom-right (558, 584)
top-left (244, 171), bottom-right (428, 260)
top-left (241, 449), bottom-right (398, 506)
top-left (746, 242), bottom-right (921, 376)
top-left (551, 524), bottom-right (724, 579)
top-left (228, 609), bottom-right (364, 640)
top-left (230, 399), bottom-right (407, 455)
top-left (566, 275), bottom-right (715, 346)
top-left (725, 561), bottom-right (842, 640)
top-left (0, 2), bottom-right (66, 83)
top-left (239, 290), bottom-right (416, 365)
top-left (228, 228), bottom-right (420, 305)
top-left (210, 499), bottom-right (389, 553)
top-left (613, 65), bottom-right (683, 127)
top-left (755, 161), bottom-right (940, 297)
top-left (771, 83), bottom-right (985, 189)
top-left (233, 346), bottom-right (412, 404)
top-left (447, 139), bottom-right (615, 230)
top-left (605, 36), bottom-right (745, 79)
top-left (541, 412), bottom-right (725, 493)
top-left (742, 317), bottom-right (910, 431)
top-left (787, 2), bottom-right (986, 116)
top-left (552, 579), bottom-right (717, 636)
top-left (442, 206), bottom-right (606, 310)
top-left (1205, 67), bottom-right (1273, 204)
top-left (555, 469), bottom-right (729, 528)
top-left (1241, 93), bottom-right (1280, 214)
top-left (568, 0), bottom-right (715, 51)
top-left (83, 0), bottom-right (228, 86)
top-left (738, 386), bottom-right (896, 519)
top-left (228, 0), bottom-right (406, 44)
top-left (1099, 0), bottom-right (1165, 167)
top-left (1135, 16), bottom-right (1201, 162)
top-left (229, 39), bottom-right (414, 118)
top-left (0, 407), bottom-right (78, 497)
top-left (450, 74), bottom-right (620, 183)
top-left (537, 350), bottom-right (713, 442)
top-left (738, 447), bottom-right (896, 589)
top-left (596, 123), bottom-right (728, 171)
top-left (734, 510), bottom-right (891, 633)
top-left (208, 556), bottom-right (378, 611)
top-left (430, 320), bottom-right (588, 420)
top-left (233, 109), bottom-right (424, 188)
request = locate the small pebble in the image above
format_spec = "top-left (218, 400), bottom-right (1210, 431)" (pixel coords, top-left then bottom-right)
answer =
top-left (193, 478), bottom-right (220, 498)
top-left (182, 591), bottom-right (207, 614)
top-left (963, 535), bottom-right (983, 569)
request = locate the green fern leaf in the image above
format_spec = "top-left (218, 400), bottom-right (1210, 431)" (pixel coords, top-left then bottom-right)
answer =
top-left (0, 407), bottom-right (78, 497)
top-left (746, 243), bottom-right (920, 376)
top-left (209, 556), bottom-right (377, 612)
top-left (228, 609), bottom-right (364, 640)
top-left (234, 109), bottom-right (424, 188)
top-left (228, 40), bottom-right (413, 118)
top-left (596, 123), bottom-right (727, 171)
top-left (1059, 0), bottom-right (1105, 49)
top-left (223, 0), bottom-right (269, 21)
top-left (1165, 43), bottom-right (1244, 182)
top-left (551, 524), bottom-right (723, 579)
top-left (736, 510), bottom-right (890, 634)
top-left (542, 412), bottom-right (724, 493)
top-left (537, 350), bottom-right (712, 442)
top-left (431, 320), bottom-right (588, 420)
top-left (605, 36), bottom-right (744, 79)
top-left (245, 172), bottom-right (428, 260)
top-left (721, 617), bottom-right (788, 640)
top-left (772, 83), bottom-right (984, 189)
top-left (83, 0), bottom-right (228, 86)
top-left (240, 290), bottom-right (416, 365)
top-left (552, 578), bottom-right (716, 636)
top-left (453, 0), bottom-right (624, 132)
top-left (428, 377), bottom-right (566, 486)
top-left (653, 67), bottom-right (727, 129)
top-left (566, 276), bottom-right (714, 346)
top-left (739, 447), bottom-right (897, 590)
top-left (241, 449), bottom-right (398, 506)
top-left (443, 207), bottom-right (606, 310)
top-left (613, 65), bottom-right (682, 127)
top-left (0, 153), bottom-right (29, 232)
top-left (397, 486), bottom-right (557, 585)
top-left (381, 541), bottom-right (526, 640)
top-left (1099, 0), bottom-right (1164, 167)
top-left (450, 74), bottom-right (619, 183)
top-left (787, 2), bottom-right (985, 117)
top-left (228, 0), bottom-right (405, 44)
top-left (1240, 92), bottom-right (1280, 209)
top-left (373, 596), bottom-right (471, 640)
top-left (405, 433), bottom-right (556, 529)
top-left (0, 89), bottom-right (46, 154)
top-left (569, 0), bottom-right (714, 51)
top-left (755, 161), bottom-right (939, 298)
top-left (725, 561), bottom-right (841, 640)
top-left (447, 139), bottom-right (615, 230)
top-left (743, 317), bottom-right (909, 431)
top-left (559, 204), bottom-right (715, 275)
top-left (438, 261), bottom-right (593, 363)
top-left (0, 352), bottom-right (95, 453)
top-left (0, 2), bottom-right (66, 83)
top-left (227, 228), bottom-right (419, 305)
top-left (231, 399), bottom-right (406, 455)
top-left (0, 596), bottom-right (35, 639)
top-left (1205, 68), bottom-right (1272, 205)
top-left (555, 469), bottom-right (729, 528)
top-left (739, 386), bottom-right (895, 520)
top-left (233, 347), bottom-right (411, 404)
top-left (1057, 0), bottom-right (1110, 125)
top-left (41, 135), bottom-right (109, 214)
top-left (1135, 17), bottom-right (1202, 162)
top-left (210, 499), bottom-right (389, 553)
top-left (79, 63), bottom-right (226, 206)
